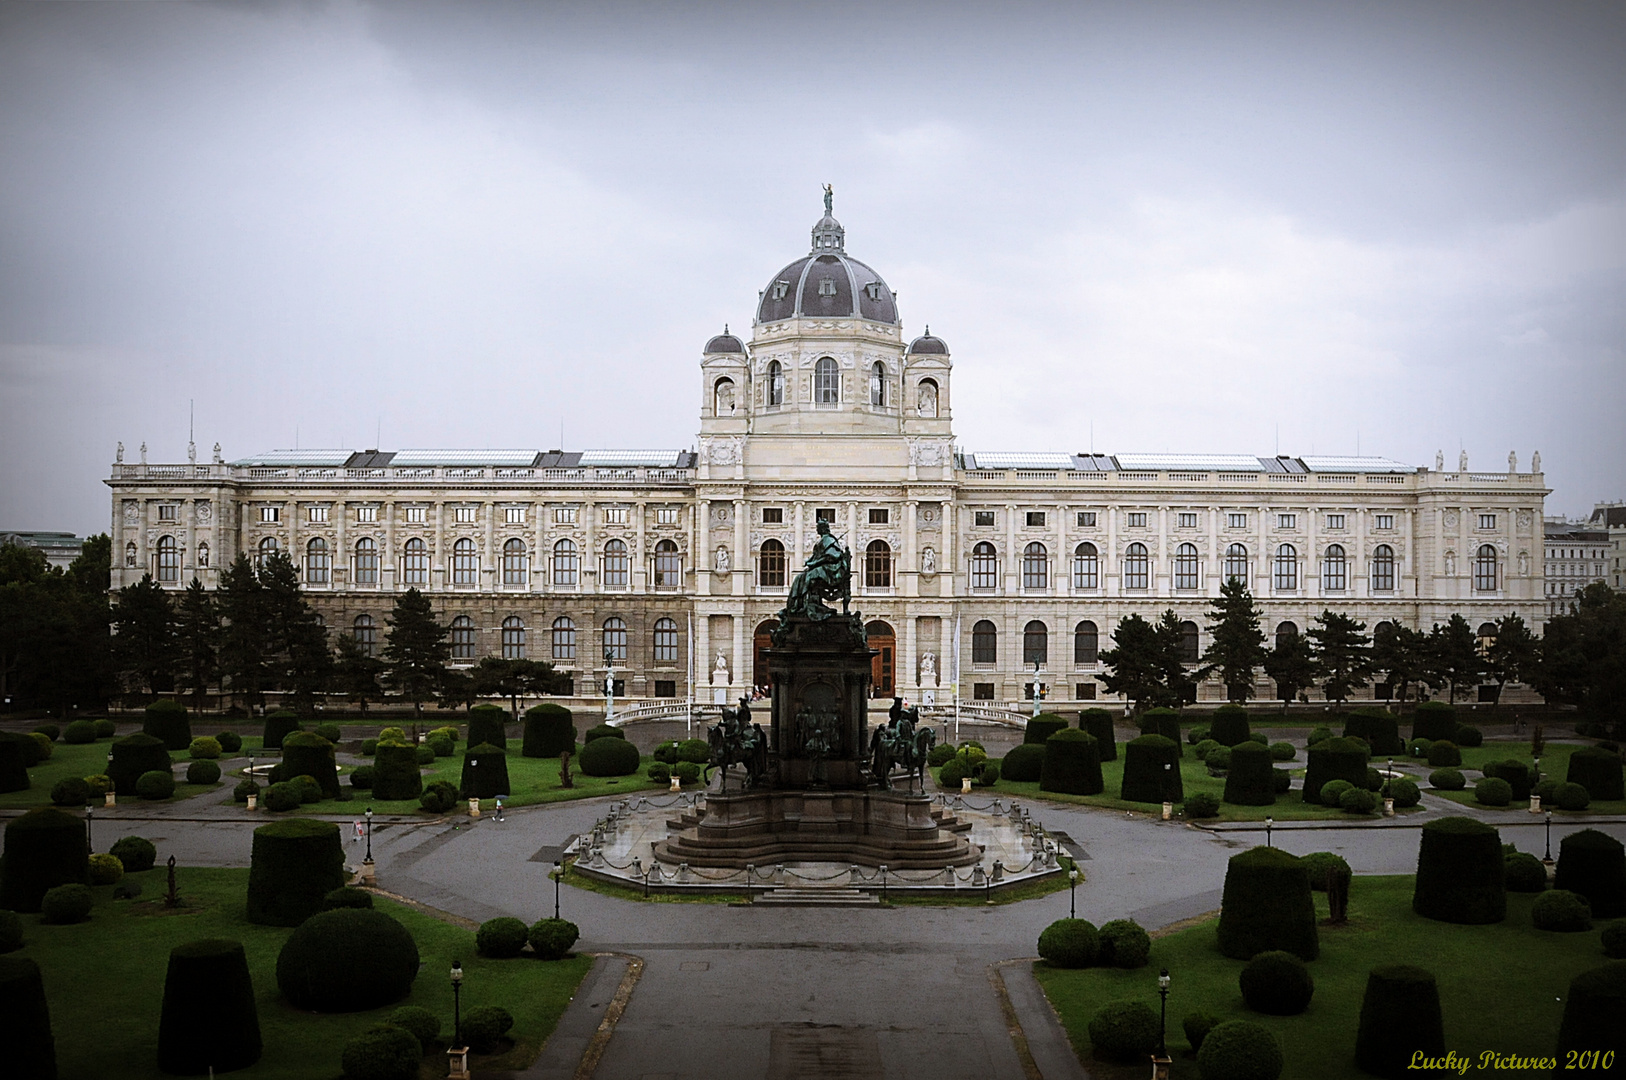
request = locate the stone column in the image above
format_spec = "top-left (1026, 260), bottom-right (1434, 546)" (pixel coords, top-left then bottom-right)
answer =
top-left (903, 499), bottom-right (918, 598)
top-left (335, 499), bottom-right (347, 587)
top-left (483, 501), bottom-right (496, 590)
top-left (432, 502), bottom-right (445, 591)
top-left (634, 501), bottom-right (647, 593)
top-left (533, 502), bottom-right (546, 593)
top-left (383, 501), bottom-right (396, 591)
top-left (793, 501), bottom-right (806, 573)
top-left (696, 500), bottom-right (711, 596)
top-left (733, 498), bottom-right (748, 597)
top-left (1004, 502), bottom-right (1017, 594)
top-left (941, 499), bottom-right (955, 595)
top-left (288, 498), bottom-right (300, 582)
top-left (733, 611), bottom-right (748, 696)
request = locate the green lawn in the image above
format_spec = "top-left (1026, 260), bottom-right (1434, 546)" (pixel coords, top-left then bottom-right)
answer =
top-left (12, 866), bottom-right (593, 1080)
top-left (0, 741), bottom-right (222, 810)
top-left (1412, 743), bottom-right (1626, 817)
top-left (1034, 876), bottom-right (1621, 1079)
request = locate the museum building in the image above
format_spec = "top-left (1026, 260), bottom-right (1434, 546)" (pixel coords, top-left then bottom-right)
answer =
top-left (105, 199), bottom-right (1550, 709)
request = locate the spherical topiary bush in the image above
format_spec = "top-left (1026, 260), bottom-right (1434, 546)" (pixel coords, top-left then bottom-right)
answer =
top-left (348, 765), bottom-right (376, 791)
top-left (1454, 723), bottom-right (1484, 748)
top-left (1601, 924), bottom-right (1626, 959)
top-left (93, 718), bottom-right (117, 738)
top-left (49, 777), bottom-right (90, 807)
top-left (1096, 919), bottom-right (1150, 969)
top-left (1355, 964), bottom-right (1445, 1079)
top-left (110, 835), bottom-right (157, 873)
top-left (1505, 852), bottom-right (1548, 893)
top-left (188, 736), bottom-right (221, 760)
top-left (1568, 747), bottom-right (1625, 801)
top-left (1185, 792), bottom-right (1221, 818)
top-left (1223, 741), bottom-right (1276, 806)
top-left (0, 910), bottom-right (20, 953)
top-left (0, 956), bottom-right (56, 1080)
top-left (1482, 759), bottom-right (1533, 802)
top-left (1533, 889), bottom-right (1594, 932)
top-left (1413, 816), bottom-right (1506, 925)
top-left (371, 744), bottom-right (424, 801)
top-left (938, 758), bottom-right (968, 790)
top-left (1319, 779), bottom-right (1355, 808)
top-left (1040, 729), bottom-right (1103, 796)
top-left (1555, 962), bottom-right (1626, 1074)
top-left (1080, 708), bottom-right (1118, 762)
top-left (418, 779), bottom-right (458, 814)
top-left (467, 704), bottom-right (510, 751)
top-left (272, 731), bottom-right (340, 799)
top-left (1340, 788), bottom-right (1379, 815)
top-left (1411, 700), bottom-right (1457, 743)
top-left (246, 818), bottom-right (345, 927)
top-left (216, 730), bottom-right (242, 754)
top-left (523, 702), bottom-right (576, 758)
top-left (1120, 734), bottom-right (1182, 804)
top-left (86, 853), bottom-right (123, 887)
top-left (361, 739), bottom-right (379, 757)
top-left (1138, 708), bottom-right (1183, 753)
top-left (578, 735), bottom-right (640, 777)
top-left (1390, 778), bottom-right (1422, 808)
top-left (1556, 782), bottom-right (1592, 811)
top-left (136, 769), bottom-right (176, 800)
top-left (926, 742), bottom-right (956, 768)
top-left (1184, 1012), bottom-right (1219, 1054)
top-left (1193, 739), bottom-right (1221, 762)
top-left (1308, 726), bottom-right (1334, 748)
top-left (0, 806), bottom-right (88, 913)
top-left (973, 760), bottom-right (1000, 787)
top-left (477, 916), bottom-right (530, 959)
top-left (1407, 737), bottom-right (1432, 758)
top-left (63, 720), bottom-right (97, 745)
top-left (1429, 768), bottom-right (1466, 790)
top-left (41, 882), bottom-right (93, 924)
top-left (185, 759), bottom-right (221, 785)
top-left (1426, 740), bottom-right (1462, 768)
top-left (388, 1005), bottom-right (441, 1053)
top-left (1088, 999), bottom-right (1160, 1063)
top-left (647, 762), bottom-right (671, 784)
top-left (459, 743), bottom-right (511, 799)
top-left (322, 887), bottom-right (374, 911)
top-left (1268, 742), bottom-right (1296, 762)
top-left (1272, 769), bottom-right (1293, 794)
top-left (462, 1005), bottom-right (515, 1053)
top-left (1024, 713), bottom-right (1068, 745)
top-left (261, 709), bottom-right (301, 751)
top-left (341, 1024), bottom-right (421, 1080)
top-left (262, 781), bottom-right (301, 812)
top-left (1239, 951), bottom-right (1314, 1016)
top-left (106, 732), bottom-right (173, 796)
top-left (528, 917), bottom-right (579, 960)
top-left (157, 938), bottom-right (262, 1073)
top-left (143, 699), bottom-right (192, 751)
top-left (1217, 846), bottom-right (1319, 961)
top-left (1475, 777), bottom-right (1512, 807)
top-left (1000, 743), bottom-right (1045, 782)
top-left (1302, 737), bottom-right (1369, 804)
top-left (312, 722), bottom-right (341, 745)
top-left (276, 907), bottom-right (419, 1011)
top-left (584, 723), bottom-right (625, 743)
top-left (1195, 1019), bottom-right (1282, 1080)
top-left (1555, 829), bottom-right (1626, 919)
top-left (1205, 745), bottom-right (1233, 773)
top-left (1037, 918), bottom-right (1099, 968)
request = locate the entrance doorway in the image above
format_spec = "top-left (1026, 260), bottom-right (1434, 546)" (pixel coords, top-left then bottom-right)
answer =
top-left (752, 620), bottom-right (778, 693)
top-left (866, 620), bottom-right (895, 698)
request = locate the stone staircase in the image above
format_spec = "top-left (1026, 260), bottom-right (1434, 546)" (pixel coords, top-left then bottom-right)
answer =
top-left (752, 886), bottom-right (882, 907)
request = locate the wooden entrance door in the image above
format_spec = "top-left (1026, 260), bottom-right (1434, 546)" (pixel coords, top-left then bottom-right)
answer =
top-left (752, 621), bottom-right (777, 693)
top-left (866, 620), bottom-right (895, 698)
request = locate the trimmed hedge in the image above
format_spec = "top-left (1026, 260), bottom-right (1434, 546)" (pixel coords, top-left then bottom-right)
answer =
top-left (86, 853), bottom-right (123, 887)
top-left (0, 956), bottom-right (56, 1080)
top-left (1185, 792), bottom-right (1221, 818)
top-left (188, 735), bottom-right (221, 760)
top-left (262, 710), bottom-right (301, 751)
top-left (1345, 708), bottom-right (1404, 755)
top-left (1567, 748), bottom-right (1625, 802)
top-left (341, 1025), bottom-right (420, 1080)
top-left (1555, 963), bottom-right (1626, 1077)
top-left (63, 720), bottom-right (97, 745)
top-left (1411, 700), bottom-right (1457, 743)
top-left (1429, 768), bottom-right (1466, 790)
top-left (1413, 816), bottom-right (1506, 924)
top-left (1505, 851), bottom-right (1548, 893)
top-left (323, 887), bottom-right (373, 911)
top-left (1390, 778), bottom-right (1421, 808)
top-left (1184, 1012), bottom-right (1219, 1054)
top-left (49, 777), bottom-right (89, 807)
top-left (0, 910), bottom-right (20, 953)
top-left (1604, 924), bottom-right (1626, 959)
top-left (1554, 829), bottom-right (1626, 919)
top-left (276, 908), bottom-right (419, 1012)
top-left (462, 1005), bottom-right (515, 1053)
top-left (143, 699), bottom-right (192, 751)
top-left (388, 1005), bottom-right (441, 1052)
top-left (1355, 965), bottom-right (1445, 1079)
top-left (1532, 889), bottom-right (1593, 932)
top-left (1217, 846), bottom-right (1318, 961)
top-left (110, 835), bottom-right (157, 872)
top-left (136, 770), bottom-right (176, 800)
top-left (41, 883), bottom-right (93, 924)
top-left (1223, 741), bottom-right (1276, 806)
top-left (1087, 999), bottom-right (1160, 1063)
top-left (1209, 704), bottom-right (1251, 747)
top-left (371, 744), bottom-right (423, 801)
top-left (217, 730), bottom-right (243, 753)
top-left (1474, 777), bottom-right (1511, 806)
top-left (459, 743), bottom-right (511, 799)
top-left (578, 735), bottom-right (640, 777)
top-left (1120, 734), bottom-right (1182, 804)
top-left (270, 731), bottom-right (341, 798)
top-left (157, 939), bottom-right (262, 1073)
top-left (584, 723), bottom-right (624, 743)
top-left (1426, 740), bottom-right (1462, 767)
top-left (0, 807), bottom-right (88, 914)
top-left (467, 704), bottom-right (509, 750)
top-left (246, 819), bottom-right (346, 927)
top-left (528, 918), bottom-right (579, 960)
top-left (1024, 713), bottom-right (1068, 745)
top-left (0, 735), bottom-right (29, 794)
top-left (1037, 918), bottom-right (1099, 968)
top-left (1097, 919), bottom-right (1150, 968)
top-left (1000, 743), bottom-right (1045, 782)
top-left (1301, 852), bottom-right (1352, 893)
top-left (106, 733), bottom-right (172, 796)
top-left (1080, 708), bottom-right (1117, 762)
top-left (185, 760), bottom-right (221, 785)
top-left (419, 780), bottom-right (458, 814)
top-left (477, 917), bottom-right (530, 959)
top-left (1454, 724), bottom-right (1484, 748)
top-left (523, 703), bottom-right (576, 758)
top-left (1556, 782), bottom-right (1591, 811)
top-left (1240, 950), bottom-right (1314, 1016)
top-left (1040, 729), bottom-right (1103, 796)
top-left (1138, 708), bottom-right (1183, 755)
top-left (1301, 737), bottom-right (1369, 803)
top-left (1196, 1019), bottom-right (1283, 1080)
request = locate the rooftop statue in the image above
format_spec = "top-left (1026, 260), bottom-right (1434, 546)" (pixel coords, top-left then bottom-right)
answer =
top-left (781, 519), bottom-right (851, 621)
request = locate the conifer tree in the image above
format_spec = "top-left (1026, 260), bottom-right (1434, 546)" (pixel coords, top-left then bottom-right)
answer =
top-left (1308, 610), bottom-right (1373, 708)
top-left (217, 553), bottom-right (269, 713)
top-left (333, 633), bottom-right (384, 716)
top-left (1100, 613), bottom-right (1183, 712)
top-left (1428, 614), bottom-right (1484, 704)
top-left (111, 574), bottom-right (176, 699)
top-left (1371, 622), bottom-right (1428, 710)
top-left (173, 579), bottom-right (219, 714)
top-left (1484, 612), bottom-right (1537, 709)
top-left (1199, 578), bottom-right (1268, 702)
top-left (383, 588), bottom-right (449, 726)
top-left (1264, 627), bottom-right (1316, 712)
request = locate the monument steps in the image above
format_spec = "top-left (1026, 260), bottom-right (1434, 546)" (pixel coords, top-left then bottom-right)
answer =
top-left (752, 887), bottom-right (883, 907)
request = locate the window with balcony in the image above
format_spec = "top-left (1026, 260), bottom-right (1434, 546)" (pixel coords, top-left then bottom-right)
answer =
top-left (502, 539), bottom-right (527, 586)
top-left (452, 538), bottom-right (478, 585)
top-left (354, 538), bottom-right (378, 584)
top-left (402, 538), bottom-right (428, 585)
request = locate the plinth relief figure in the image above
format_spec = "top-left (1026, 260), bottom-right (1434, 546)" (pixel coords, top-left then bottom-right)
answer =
top-left (781, 519), bottom-right (852, 622)
top-left (920, 651), bottom-right (939, 687)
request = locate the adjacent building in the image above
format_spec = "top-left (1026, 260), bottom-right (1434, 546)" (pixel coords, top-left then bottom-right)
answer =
top-left (1, 530), bottom-right (87, 571)
top-left (1543, 517), bottom-right (1612, 619)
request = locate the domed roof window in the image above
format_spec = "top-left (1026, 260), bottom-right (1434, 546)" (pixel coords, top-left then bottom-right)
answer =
top-left (756, 189), bottom-right (899, 326)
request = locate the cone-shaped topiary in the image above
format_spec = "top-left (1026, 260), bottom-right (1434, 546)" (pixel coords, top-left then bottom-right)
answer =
top-left (579, 735), bottom-right (640, 776)
top-left (1137, 708), bottom-right (1183, 755)
top-left (142, 699), bottom-right (192, 751)
top-left (1411, 700), bottom-right (1457, 743)
top-left (246, 818), bottom-right (346, 927)
top-left (0, 735), bottom-right (29, 794)
top-left (1355, 964), bottom-right (1445, 1079)
top-left (261, 710), bottom-right (301, 751)
top-left (1120, 734), bottom-right (1182, 804)
top-left (1555, 962), bottom-right (1626, 1073)
top-left (1039, 729), bottom-right (1103, 795)
top-left (1080, 708), bottom-right (1117, 762)
top-left (1209, 704), bottom-right (1251, 747)
top-left (1413, 816), bottom-right (1506, 924)
top-left (1554, 829), bottom-right (1626, 919)
top-left (1345, 708), bottom-right (1404, 755)
top-left (157, 939), bottom-right (262, 1074)
top-left (106, 733), bottom-right (172, 796)
top-left (467, 704), bottom-right (509, 751)
top-left (1567, 748), bottom-right (1625, 802)
top-left (269, 731), bottom-right (340, 798)
top-left (459, 743), bottom-right (511, 799)
top-left (370, 744), bottom-right (423, 801)
top-left (522, 703), bottom-right (576, 758)
top-left (0, 956), bottom-right (56, 1080)
top-left (1223, 741), bottom-right (1277, 806)
top-left (276, 907), bottom-right (419, 1012)
top-left (1000, 743), bottom-right (1045, 782)
top-left (1024, 713), bottom-right (1068, 745)
top-left (1301, 737), bottom-right (1370, 803)
top-left (1195, 1019), bottom-right (1283, 1080)
top-left (0, 807), bottom-right (88, 914)
top-left (1217, 846), bottom-right (1318, 961)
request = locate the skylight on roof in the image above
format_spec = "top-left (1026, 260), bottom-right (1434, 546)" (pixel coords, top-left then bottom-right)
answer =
top-left (1299, 456), bottom-right (1416, 473)
top-left (1114, 454), bottom-right (1265, 471)
top-left (390, 450), bottom-right (540, 467)
top-left (230, 450), bottom-right (353, 467)
top-left (969, 452), bottom-right (1074, 469)
top-left (577, 450), bottom-right (687, 467)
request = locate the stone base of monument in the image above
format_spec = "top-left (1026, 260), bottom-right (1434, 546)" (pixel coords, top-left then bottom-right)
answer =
top-left (653, 789), bottom-right (979, 870)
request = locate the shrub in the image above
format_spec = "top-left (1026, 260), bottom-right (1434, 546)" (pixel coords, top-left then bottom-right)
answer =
top-left (1411, 700), bottom-right (1457, 742)
top-left (1185, 792), bottom-right (1221, 818)
top-left (523, 703), bottom-right (576, 758)
top-left (1087, 999), bottom-right (1160, 1062)
top-left (1346, 708), bottom-right (1404, 755)
top-left (1429, 768), bottom-right (1465, 790)
top-left (23, 731), bottom-right (52, 762)
top-left (1205, 746), bottom-right (1232, 772)
top-left (186, 759), bottom-right (221, 785)
top-left (350, 765), bottom-right (376, 790)
top-left (0, 808), bottom-right (88, 913)
top-left (1000, 743), bottom-right (1045, 782)
top-left (956, 744), bottom-right (987, 769)
top-left (1040, 729), bottom-right (1103, 796)
top-left (1268, 742), bottom-right (1296, 761)
top-left (361, 739), bottom-right (379, 756)
top-left (143, 698), bottom-right (192, 750)
top-left (467, 704), bottom-right (510, 750)
top-left (927, 742), bottom-right (957, 767)
top-left (50, 776), bottom-right (90, 807)
top-left (1319, 779), bottom-right (1354, 807)
top-left (1300, 852), bottom-right (1351, 891)
top-left (93, 718), bottom-right (117, 738)
top-left (136, 769), bottom-right (176, 800)
top-left (579, 734), bottom-right (640, 777)
top-left (1364, 766), bottom-right (1385, 792)
top-left (158, 938), bottom-right (262, 1073)
top-left (419, 779), bottom-right (458, 813)
top-left (1248, 732), bottom-right (1267, 745)
top-left (247, 818), bottom-right (346, 927)
top-left (1454, 724), bottom-right (1484, 748)
top-left (110, 835), bottom-right (157, 872)
top-left (1356, 965), bottom-right (1445, 1079)
top-left (1209, 704), bottom-right (1251, 747)
top-left (86, 853), bottom-right (124, 886)
top-left (1120, 734), bottom-right (1182, 804)
top-left (1555, 829), bottom-right (1626, 918)
top-left (277, 907), bottom-right (419, 1011)
top-left (1413, 816), bottom-right (1506, 924)
top-left (1533, 889), bottom-right (1594, 932)
top-left (462, 1004), bottom-right (515, 1053)
top-left (429, 725), bottom-right (459, 744)
top-left (0, 910), bottom-right (20, 953)
top-left (676, 738), bottom-right (712, 764)
top-left (1240, 950), bottom-right (1313, 1015)
top-left (231, 779), bottom-right (260, 805)
top-left (63, 720), bottom-right (97, 745)
top-left (477, 916), bottom-right (530, 959)
top-left (1024, 713), bottom-right (1068, 745)
top-left (1080, 708), bottom-right (1118, 761)
top-left (1602, 923), bottom-right (1626, 959)
top-left (460, 743), bottom-right (512, 799)
top-left (1195, 1019), bottom-right (1282, 1080)
top-left (1217, 846), bottom-right (1318, 960)
top-left (1555, 963), bottom-right (1626, 1075)
top-left (262, 709), bottom-right (302, 750)
top-left (1568, 747), bottom-right (1625, 801)
top-left (1556, 782), bottom-right (1592, 811)
top-left (81, 774), bottom-right (111, 797)
top-left (1307, 726), bottom-right (1333, 747)
top-left (341, 1024), bottom-right (422, 1080)
top-left (372, 744), bottom-right (424, 801)
top-left (1138, 707), bottom-right (1183, 753)
top-left (323, 886), bottom-right (374, 910)
top-left (647, 762), bottom-right (671, 784)
top-left (426, 735), bottom-right (454, 758)
top-left (1390, 778), bottom-right (1421, 808)
top-left (1037, 918), bottom-right (1099, 968)
top-left (528, 917), bottom-right (580, 960)
top-left (217, 729), bottom-right (243, 753)
top-left (939, 758), bottom-right (968, 790)
top-left (189, 735), bottom-right (222, 759)
top-left (388, 1005), bottom-right (441, 1052)
top-left (1183, 1012), bottom-right (1219, 1053)
top-left (415, 744), bottom-right (437, 765)
top-left (1302, 736), bottom-right (1369, 804)
top-left (1096, 919), bottom-right (1150, 968)
top-left (378, 726), bottom-right (406, 742)
top-left (106, 732), bottom-right (173, 795)
top-left (1272, 769), bottom-right (1292, 794)
top-left (1340, 788), bottom-right (1378, 814)
top-left (0, 956), bottom-right (56, 1080)
top-left (32, 723), bottom-right (59, 741)
top-left (1475, 777), bottom-right (1512, 806)
top-left (263, 781), bottom-right (302, 812)
top-left (313, 722), bottom-right (342, 744)
top-left (1193, 738), bottom-right (1221, 761)
top-left (1504, 852), bottom-right (1548, 892)
top-left (675, 761), bottom-right (702, 786)
top-left (1407, 737), bottom-right (1432, 758)
top-left (41, 882), bottom-right (93, 924)
top-left (1426, 739), bottom-right (1461, 767)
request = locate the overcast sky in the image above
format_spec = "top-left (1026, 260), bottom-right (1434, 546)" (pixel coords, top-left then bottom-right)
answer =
top-left (2, 0), bottom-right (1622, 536)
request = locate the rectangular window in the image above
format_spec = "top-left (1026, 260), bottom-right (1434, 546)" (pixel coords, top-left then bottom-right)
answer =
top-left (1178, 512), bottom-right (1198, 528)
top-left (1076, 511), bottom-right (1097, 527)
top-left (1375, 513), bottom-right (1394, 530)
top-left (554, 507), bottom-right (577, 524)
top-left (1076, 682), bottom-right (1097, 700)
top-left (405, 506), bottom-right (425, 524)
top-left (1026, 511), bottom-right (1047, 527)
top-left (654, 679), bottom-right (677, 698)
top-left (356, 505), bottom-right (377, 523)
top-left (1277, 513), bottom-right (1296, 529)
top-left (656, 507), bottom-right (680, 525)
top-left (260, 506), bottom-right (280, 523)
top-left (1479, 514), bottom-right (1496, 530)
top-left (1228, 512), bottom-right (1247, 529)
top-left (869, 508), bottom-right (889, 524)
top-left (1127, 512), bottom-right (1148, 528)
top-left (455, 506), bottom-right (475, 523)
top-left (603, 507), bottom-right (629, 524)
top-left (816, 507), bottom-right (836, 523)
top-left (975, 511), bottom-right (995, 527)
top-left (973, 682), bottom-right (995, 701)
top-left (308, 505), bottom-right (329, 523)
top-left (1327, 514), bottom-right (1345, 530)
top-left (762, 507), bottom-right (784, 523)
top-left (504, 506), bottom-right (525, 524)
top-left (158, 504), bottom-right (178, 521)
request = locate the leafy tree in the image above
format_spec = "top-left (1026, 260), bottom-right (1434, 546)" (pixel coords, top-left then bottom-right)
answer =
top-left (1484, 612), bottom-right (1537, 709)
top-left (469, 656), bottom-right (569, 719)
top-left (1100, 613), bottom-right (1183, 713)
top-left (1370, 622), bottom-right (1428, 710)
top-left (172, 579), bottom-right (219, 714)
top-left (1531, 584), bottom-right (1626, 727)
top-left (1199, 578), bottom-right (1268, 702)
top-left (111, 574), bottom-right (176, 699)
top-left (435, 666), bottom-right (476, 713)
top-left (1263, 627), bottom-right (1316, 712)
top-left (1428, 614), bottom-right (1484, 704)
top-left (0, 539), bottom-right (113, 717)
top-left (216, 553), bottom-right (269, 713)
top-left (383, 588), bottom-right (449, 727)
top-left (1308, 610), bottom-right (1373, 708)
top-left (333, 633), bottom-right (385, 716)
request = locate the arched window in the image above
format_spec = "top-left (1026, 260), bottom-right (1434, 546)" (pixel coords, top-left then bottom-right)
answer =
top-left (502, 538), bottom-right (527, 586)
top-left (1072, 542), bottom-right (1099, 589)
top-left (1477, 622), bottom-right (1498, 641)
top-left (869, 360), bottom-right (886, 406)
top-left (971, 542), bottom-right (998, 589)
top-left (653, 617), bottom-right (679, 663)
top-left (815, 356), bottom-right (839, 403)
top-left (767, 360), bottom-right (784, 407)
top-left (402, 538), bottom-right (428, 585)
top-left (714, 376), bottom-right (735, 415)
top-left (257, 536), bottom-right (279, 568)
top-left (452, 538), bottom-right (477, 585)
top-left (353, 538), bottom-right (379, 584)
top-left (551, 616), bottom-right (575, 660)
top-left (1474, 544), bottom-right (1498, 592)
top-left (1174, 543), bottom-right (1199, 590)
top-left (1322, 544), bottom-right (1347, 591)
top-left (971, 619), bottom-right (997, 664)
top-left (1223, 543), bottom-right (1248, 584)
top-left (865, 540), bottom-right (892, 588)
top-left (1273, 544), bottom-right (1298, 591)
top-left (156, 535), bottom-right (180, 583)
top-left (602, 539), bottom-right (629, 588)
top-left (125, 541), bottom-right (137, 568)
top-left (1023, 620), bottom-right (1048, 665)
top-left (1371, 544), bottom-right (1395, 591)
top-left (1074, 620), bottom-right (1099, 664)
top-left (306, 537), bottom-right (330, 584)
top-left (553, 539), bottom-right (578, 586)
top-left (353, 614), bottom-right (377, 657)
top-left (603, 616), bottom-right (627, 661)
top-left (501, 616), bottom-right (525, 660)
top-left (1123, 542), bottom-right (1149, 590)
top-left (758, 539), bottom-right (786, 587)
top-left (450, 615), bottom-right (475, 660)
top-left (1180, 621), bottom-right (1200, 663)
top-left (1274, 621), bottom-right (1297, 650)
top-left (197, 541), bottom-right (209, 568)
top-left (917, 378), bottom-right (938, 418)
top-left (653, 539), bottom-right (681, 587)
top-left (1023, 542), bottom-right (1048, 589)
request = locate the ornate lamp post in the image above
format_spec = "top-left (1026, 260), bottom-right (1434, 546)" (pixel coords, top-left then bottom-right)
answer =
top-left (1152, 968), bottom-right (1172, 1078)
top-left (1161, 762), bottom-right (1173, 821)
top-left (1068, 868), bottom-right (1079, 919)
top-left (1265, 816), bottom-right (1274, 848)
top-left (85, 805), bottom-right (93, 854)
top-left (553, 859), bottom-right (563, 920)
top-left (448, 960), bottom-right (469, 1080)
top-left (1544, 809), bottom-right (1554, 866)
top-left (1531, 757), bottom-right (1543, 813)
top-left (364, 807), bottom-right (373, 863)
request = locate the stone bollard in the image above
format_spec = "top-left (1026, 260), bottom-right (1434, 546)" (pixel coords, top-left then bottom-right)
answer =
top-left (850, 864), bottom-right (862, 886)
top-left (104, 790), bottom-right (116, 809)
top-left (1529, 795), bottom-right (1542, 814)
top-left (961, 776), bottom-right (972, 795)
top-left (773, 863), bottom-right (785, 887)
top-left (991, 860), bottom-right (1004, 883)
top-left (1162, 801), bottom-right (1173, 821)
top-left (678, 862), bottom-right (690, 883)
top-left (468, 798), bottom-right (481, 818)
top-left (972, 865), bottom-right (986, 887)
top-left (1384, 797), bottom-right (1395, 817)
top-left (246, 793), bottom-right (257, 811)
top-left (670, 774), bottom-right (682, 792)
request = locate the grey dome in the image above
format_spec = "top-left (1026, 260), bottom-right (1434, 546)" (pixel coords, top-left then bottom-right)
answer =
top-left (755, 204), bottom-right (899, 326)
top-left (908, 331), bottom-right (948, 355)
top-left (704, 330), bottom-right (745, 353)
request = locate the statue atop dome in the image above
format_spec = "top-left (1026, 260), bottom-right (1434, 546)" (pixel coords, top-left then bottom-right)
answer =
top-left (823, 182), bottom-right (833, 216)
